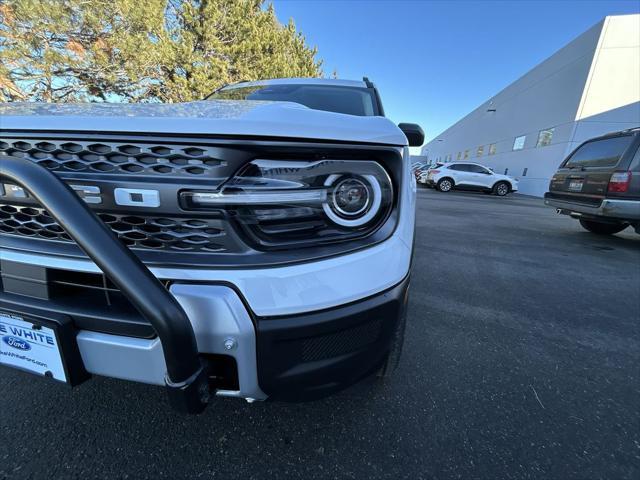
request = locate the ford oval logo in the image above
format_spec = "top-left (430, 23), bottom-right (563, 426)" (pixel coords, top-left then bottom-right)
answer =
top-left (2, 335), bottom-right (31, 351)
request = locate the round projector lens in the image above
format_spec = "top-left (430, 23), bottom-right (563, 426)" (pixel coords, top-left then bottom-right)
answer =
top-left (322, 174), bottom-right (383, 228)
top-left (331, 178), bottom-right (370, 217)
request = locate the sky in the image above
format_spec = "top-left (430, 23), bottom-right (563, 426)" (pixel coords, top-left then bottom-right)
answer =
top-left (272, 0), bottom-right (640, 149)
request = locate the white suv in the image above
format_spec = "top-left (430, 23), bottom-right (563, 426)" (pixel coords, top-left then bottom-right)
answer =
top-left (0, 77), bottom-right (423, 413)
top-left (424, 162), bottom-right (518, 196)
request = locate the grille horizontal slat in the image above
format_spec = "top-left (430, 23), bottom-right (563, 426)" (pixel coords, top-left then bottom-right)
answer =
top-left (0, 138), bottom-right (226, 177)
top-left (0, 204), bottom-right (231, 253)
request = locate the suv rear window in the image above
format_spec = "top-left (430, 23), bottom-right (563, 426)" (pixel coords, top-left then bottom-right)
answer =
top-left (564, 136), bottom-right (634, 168)
top-left (207, 84), bottom-right (379, 116)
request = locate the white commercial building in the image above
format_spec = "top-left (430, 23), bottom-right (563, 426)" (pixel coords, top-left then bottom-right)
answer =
top-left (421, 14), bottom-right (640, 197)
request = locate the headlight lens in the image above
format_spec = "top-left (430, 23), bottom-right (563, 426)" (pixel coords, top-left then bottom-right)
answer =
top-left (181, 159), bottom-right (393, 249)
top-left (323, 174), bottom-right (382, 227)
top-left (332, 177), bottom-right (370, 216)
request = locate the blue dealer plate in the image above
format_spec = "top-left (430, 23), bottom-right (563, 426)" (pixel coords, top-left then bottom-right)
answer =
top-left (0, 312), bottom-right (67, 382)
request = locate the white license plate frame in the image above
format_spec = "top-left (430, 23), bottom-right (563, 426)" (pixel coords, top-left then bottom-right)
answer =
top-left (0, 312), bottom-right (68, 383)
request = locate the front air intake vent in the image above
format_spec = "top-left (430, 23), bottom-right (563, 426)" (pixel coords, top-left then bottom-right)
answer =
top-left (301, 318), bottom-right (383, 362)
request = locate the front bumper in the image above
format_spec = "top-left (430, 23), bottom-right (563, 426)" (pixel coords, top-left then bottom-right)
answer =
top-left (1, 275), bottom-right (410, 403)
top-left (544, 196), bottom-right (640, 221)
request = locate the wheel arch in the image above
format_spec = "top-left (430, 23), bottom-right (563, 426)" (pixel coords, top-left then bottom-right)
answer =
top-left (438, 176), bottom-right (455, 186)
top-left (492, 179), bottom-right (512, 191)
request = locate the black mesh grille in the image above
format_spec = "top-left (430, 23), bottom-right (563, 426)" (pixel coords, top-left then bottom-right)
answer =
top-left (0, 204), bottom-right (231, 253)
top-left (301, 318), bottom-right (383, 362)
top-left (0, 138), bottom-right (226, 177)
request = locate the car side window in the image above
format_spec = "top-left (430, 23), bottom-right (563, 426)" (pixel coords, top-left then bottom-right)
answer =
top-left (630, 143), bottom-right (640, 171)
top-left (450, 164), bottom-right (469, 172)
top-left (469, 165), bottom-right (489, 174)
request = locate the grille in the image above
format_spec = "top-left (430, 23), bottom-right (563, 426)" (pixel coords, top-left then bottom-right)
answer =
top-left (301, 318), bottom-right (383, 362)
top-left (0, 138), bottom-right (226, 177)
top-left (0, 204), bottom-right (230, 253)
top-left (0, 264), bottom-right (157, 338)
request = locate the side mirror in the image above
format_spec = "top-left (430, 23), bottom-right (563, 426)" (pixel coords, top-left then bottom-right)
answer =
top-left (398, 123), bottom-right (425, 147)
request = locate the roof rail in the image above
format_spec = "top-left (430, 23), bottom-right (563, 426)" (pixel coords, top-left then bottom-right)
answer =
top-left (599, 126), bottom-right (640, 138)
top-left (203, 79), bottom-right (253, 99)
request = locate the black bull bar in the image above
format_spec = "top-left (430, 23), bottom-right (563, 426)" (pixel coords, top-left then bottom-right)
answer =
top-left (1, 155), bottom-right (210, 413)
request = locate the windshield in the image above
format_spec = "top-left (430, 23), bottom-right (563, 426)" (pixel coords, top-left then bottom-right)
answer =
top-left (207, 84), bottom-right (379, 116)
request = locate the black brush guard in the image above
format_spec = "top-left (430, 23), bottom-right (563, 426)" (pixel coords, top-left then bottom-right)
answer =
top-left (1, 155), bottom-right (209, 413)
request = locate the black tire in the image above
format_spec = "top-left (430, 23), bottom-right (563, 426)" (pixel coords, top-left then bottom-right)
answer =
top-left (579, 219), bottom-right (627, 235)
top-left (437, 177), bottom-right (454, 192)
top-left (493, 181), bottom-right (510, 196)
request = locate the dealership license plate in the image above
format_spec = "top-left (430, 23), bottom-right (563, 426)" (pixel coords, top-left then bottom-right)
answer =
top-left (0, 312), bottom-right (67, 382)
top-left (568, 180), bottom-right (584, 192)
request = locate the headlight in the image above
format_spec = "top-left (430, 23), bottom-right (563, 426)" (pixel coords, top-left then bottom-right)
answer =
top-left (181, 159), bottom-right (393, 249)
top-left (323, 174), bottom-right (382, 227)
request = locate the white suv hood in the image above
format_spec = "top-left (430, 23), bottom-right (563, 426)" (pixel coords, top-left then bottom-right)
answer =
top-left (0, 100), bottom-right (407, 146)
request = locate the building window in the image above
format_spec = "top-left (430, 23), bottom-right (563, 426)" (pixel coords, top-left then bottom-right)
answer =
top-left (463, 149), bottom-right (469, 159)
top-left (536, 128), bottom-right (554, 147)
top-left (513, 135), bottom-right (526, 151)
top-left (457, 151), bottom-right (461, 160)
top-left (476, 145), bottom-right (484, 157)
top-left (488, 143), bottom-right (497, 155)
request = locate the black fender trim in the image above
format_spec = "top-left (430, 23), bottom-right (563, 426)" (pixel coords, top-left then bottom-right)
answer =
top-left (0, 155), bottom-right (209, 413)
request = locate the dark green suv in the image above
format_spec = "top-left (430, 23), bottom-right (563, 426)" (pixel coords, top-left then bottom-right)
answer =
top-left (545, 128), bottom-right (640, 235)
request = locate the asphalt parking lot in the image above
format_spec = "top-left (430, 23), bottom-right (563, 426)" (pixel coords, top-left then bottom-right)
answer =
top-left (1, 187), bottom-right (639, 480)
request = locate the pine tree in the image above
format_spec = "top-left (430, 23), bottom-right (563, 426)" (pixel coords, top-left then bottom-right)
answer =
top-left (0, 0), bottom-right (323, 103)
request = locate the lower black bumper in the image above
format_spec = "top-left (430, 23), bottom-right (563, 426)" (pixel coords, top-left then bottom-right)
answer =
top-left (255, 275), bottom-right (410, 401)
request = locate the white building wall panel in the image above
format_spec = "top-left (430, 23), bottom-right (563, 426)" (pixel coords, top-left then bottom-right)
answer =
top-left (421, 15), bottom-right (640, 197)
